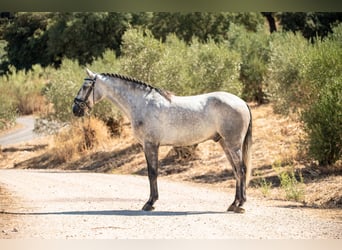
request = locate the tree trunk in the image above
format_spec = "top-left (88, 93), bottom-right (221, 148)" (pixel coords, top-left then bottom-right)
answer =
top-left (262, 12), bottom-right (277, 33)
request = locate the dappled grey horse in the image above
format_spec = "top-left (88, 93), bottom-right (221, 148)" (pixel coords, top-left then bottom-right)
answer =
top-left (73, 69), bottom-right (252, 213)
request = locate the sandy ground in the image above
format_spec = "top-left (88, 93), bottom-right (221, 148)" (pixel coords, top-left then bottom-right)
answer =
top-left (0, 169), bottom-right (341, 239)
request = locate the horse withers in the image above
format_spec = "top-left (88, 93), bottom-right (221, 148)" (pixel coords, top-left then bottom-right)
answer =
top-left (73, 69), bottom-right (252, 213)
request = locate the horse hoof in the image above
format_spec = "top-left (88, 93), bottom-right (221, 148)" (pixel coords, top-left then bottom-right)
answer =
top-left (227, 205), bottom-right (236, 212)
top-left (142, 203), bottom-right (155, 211)
top-left (234, 207), bottom-right (245, 214)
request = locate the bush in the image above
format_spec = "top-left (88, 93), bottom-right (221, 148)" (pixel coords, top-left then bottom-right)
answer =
top-left (0, 64), bottom-right (51, 130)
top-left (267, 31), bottom-right (310, 114)
top-left (120, 28), bottom-right (242, 96)
top-left (43, 59), bottom-right (84, 122)
top-left (267, 25), bottom-right (342, 165)
top-left (300, 30), bottom-right (342, 165)
top-left (186, 38), bottom-right (242, 96)
top-left (0, 86), bottom-right (16, 130)
top-left (228, 24), bottom-right (270, 103)
top-left (301, 80), bottom-right (342, 165)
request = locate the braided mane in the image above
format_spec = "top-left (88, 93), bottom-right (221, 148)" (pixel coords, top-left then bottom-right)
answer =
top-left (101, 73), bottom-right (172, 102)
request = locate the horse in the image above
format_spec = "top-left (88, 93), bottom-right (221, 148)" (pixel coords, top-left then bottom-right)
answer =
top-left (73, 68), bottom-right (252, 213)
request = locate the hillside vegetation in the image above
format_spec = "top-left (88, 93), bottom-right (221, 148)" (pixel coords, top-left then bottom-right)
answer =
top-left (0, 13), bottom-right (341, 206)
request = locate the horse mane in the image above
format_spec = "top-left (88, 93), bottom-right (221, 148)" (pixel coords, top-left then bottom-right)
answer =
top-left (101, 73), bottom-right (172, 102)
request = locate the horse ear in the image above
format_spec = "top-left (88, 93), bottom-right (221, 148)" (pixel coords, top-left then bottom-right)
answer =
top-left (86, 68), bottom-right (95, 78)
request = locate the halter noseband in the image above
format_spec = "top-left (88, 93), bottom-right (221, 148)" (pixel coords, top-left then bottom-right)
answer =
top-left (74, 75), bottom-right (97, 111)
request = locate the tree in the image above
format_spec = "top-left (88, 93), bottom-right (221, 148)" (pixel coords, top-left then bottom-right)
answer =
top-left (3, 12), bottom-right (54, 71)
top-left (149, 12), bottom-right (264, 43)
top-left (262, 12), bottom-right (277, 33)
top-left (279, 12), bottom-right (342, 41)
top-left (47, 12), bottom-right (132, 65)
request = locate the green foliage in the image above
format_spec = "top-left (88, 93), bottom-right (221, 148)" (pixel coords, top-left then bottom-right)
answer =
top-left (267, 31), bottom-right (310, 114)
top-left (0, 64), bottom-right (51, 129)
top-left (259, 177), bottom-right (273, 197)
top-left (120, 28), bottom-right (242, 96)
top-left (268, 26), bottom-right (342, 165)
top-left (47, 12), bottom-right (132, 65)
top-left (120, 29), bottom-right (164, 84)
top-left (149, 12), bottom-right (264, 44)
top-left (1, 12), bottom-right (265, 72)
top-left (228, 24), bottom-right (270, 103)
top-left (301, 80), bottom-right (342, 165)
top-left (0, 80), bottom-right (16, 129)
top-left (3, 12), bottom-right (54, 70)
top-left (273, 161), bottom-right (305, 202)
top-left (279, 12), bottom-right (342, 40)
top-left (44, 59), bottom-right (83, 122)
top-left (0, 40), bottom-right (8, 74)
top-left (186, 38), bottom-right (241, 95)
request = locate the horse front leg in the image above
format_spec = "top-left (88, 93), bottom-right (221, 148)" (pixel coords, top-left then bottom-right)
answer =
top-left (142, 141), bottom-right (160, 211)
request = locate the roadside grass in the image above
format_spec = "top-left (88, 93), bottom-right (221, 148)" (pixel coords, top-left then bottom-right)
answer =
top-left (50, 117), bottom-right (110, 163)
top-left (272, 161), bottom-right (306, 202)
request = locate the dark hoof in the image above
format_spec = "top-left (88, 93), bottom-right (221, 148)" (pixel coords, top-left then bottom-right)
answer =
top-left (234, 207), bottom-right (245, 214)
top-left (227, 205), bottom-right (245, 213)
top-left (227, 204), bottom-right (236, 212)
top-left (142, 203), bottom-right (155, 211)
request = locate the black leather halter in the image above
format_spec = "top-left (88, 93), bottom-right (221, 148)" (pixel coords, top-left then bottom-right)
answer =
top-left (74, 76), bottom-right (97, 111)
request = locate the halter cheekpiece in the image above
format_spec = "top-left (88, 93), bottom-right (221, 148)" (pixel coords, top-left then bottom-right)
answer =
top-left (74, 75), bottom-right (97, 111)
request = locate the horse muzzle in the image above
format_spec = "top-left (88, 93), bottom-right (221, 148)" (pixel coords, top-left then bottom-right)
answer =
top-left (72, 103), bottom-right (85, 117)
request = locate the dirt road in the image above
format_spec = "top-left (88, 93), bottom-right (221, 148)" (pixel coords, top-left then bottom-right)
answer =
top-left (0, 169), bottom-right (341, 239)
top-left (0, 116), bottom-right (38, 146)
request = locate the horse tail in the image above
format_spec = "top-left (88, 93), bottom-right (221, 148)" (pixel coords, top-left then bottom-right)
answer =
top-left (243, 103), bottom-right (252, 186)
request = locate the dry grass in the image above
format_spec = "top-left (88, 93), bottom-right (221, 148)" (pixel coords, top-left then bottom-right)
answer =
top-left (18, 93), bottom-right (50, 115)
top-left (50, 117), bottom-right (111, 163)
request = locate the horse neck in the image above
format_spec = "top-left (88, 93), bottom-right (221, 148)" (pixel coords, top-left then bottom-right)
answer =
top-left (98, 76), bottom-right (146, 120)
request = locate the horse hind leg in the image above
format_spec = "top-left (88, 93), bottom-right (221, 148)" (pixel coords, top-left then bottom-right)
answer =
top-left (219, 140), bottom-right (247, 213)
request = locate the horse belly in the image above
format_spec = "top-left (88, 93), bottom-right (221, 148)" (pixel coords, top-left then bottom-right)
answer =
top-left (159, 118), bottom-right (215, 146)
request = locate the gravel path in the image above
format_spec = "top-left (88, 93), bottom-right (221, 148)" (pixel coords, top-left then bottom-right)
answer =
top-left (0, 169), bottom-right (341, 239)
top-left (0, 116), bottom-right (38, 146)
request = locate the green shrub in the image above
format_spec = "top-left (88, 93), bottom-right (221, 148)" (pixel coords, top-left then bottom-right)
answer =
top-left (267, 31), bottom-right (310, 114)
top-left (0, 64), bottom-right (51, 130)
top-left (120, 28), bottom-right (242, 96)
top-left (267, 26), bottom-right (342, 165)
top-left (300, 31), bottom-right (342, 165)
top-left (301, 79), bottom-right (342, 165)
top-left (120, 29), bottom-right (164, 84)
top-left (0, 84), bottom-right (16, 130)
top-left (228, 24), bottom-right (270, 103)
top-left (44, 59), bottom-right (83, 122)
top-left (273, 161), bottom-right (305, 202)
top-left (186, 38), bottom-right (242, 96)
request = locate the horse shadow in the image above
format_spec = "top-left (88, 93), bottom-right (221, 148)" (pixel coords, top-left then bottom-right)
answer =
top-left (1, 209), bottom-right (226, 217)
